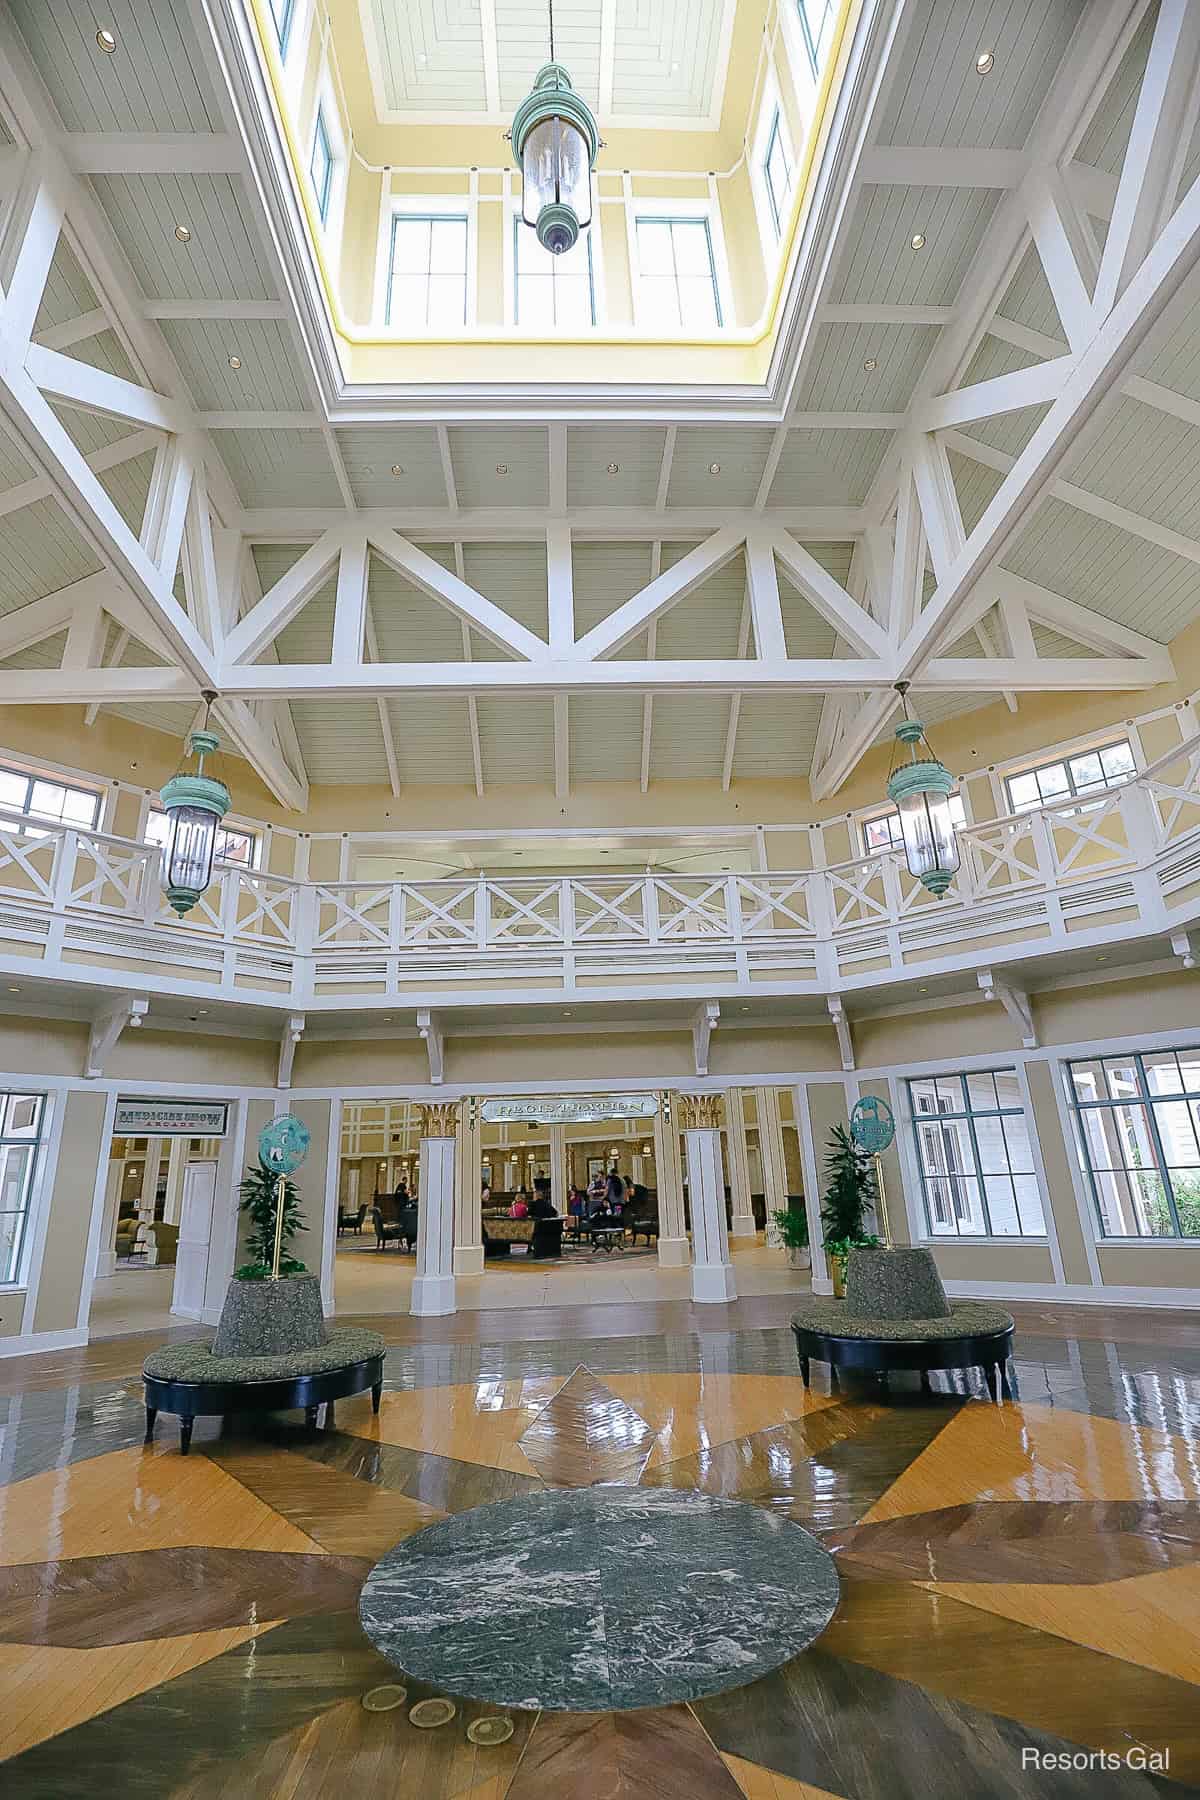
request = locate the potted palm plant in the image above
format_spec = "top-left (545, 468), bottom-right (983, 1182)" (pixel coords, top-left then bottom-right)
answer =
top-left (770, 1204), bottom-right (811, 1269)
top-left (820, 1123), bottom-right (879, 1297)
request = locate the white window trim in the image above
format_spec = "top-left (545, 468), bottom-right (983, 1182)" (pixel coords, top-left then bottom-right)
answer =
top-left (628, 197), bottom-right (734, 334)
top-left (373, 193), bottom-right (477, 331)
top-left (0, 753), bottom-right (111, 834)
top-left (309, 69), bottom-right (347, 243)
top-left (780, 0), bottom-right (824, 103)
top-left (503, 194), bottom-right (606, 330)
top-left (750, 72), bottom-right (794, 254)
top-left (274, 0), bottom-right (313, 110)
top-left (895, 1069), bottom-right (1051, 1246)
top-left (990, 724), bottom-right (1146, 817)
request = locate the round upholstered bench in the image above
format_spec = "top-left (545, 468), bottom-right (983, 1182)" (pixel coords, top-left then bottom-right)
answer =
top-left (790, 1298), bottom-right (1015, 1401)
top-left (142, 1328), bottom-right (387, 1453)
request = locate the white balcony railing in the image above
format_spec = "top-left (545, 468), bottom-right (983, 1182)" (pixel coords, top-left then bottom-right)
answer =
top-left (0, 731), bottom-right (1198, 1008)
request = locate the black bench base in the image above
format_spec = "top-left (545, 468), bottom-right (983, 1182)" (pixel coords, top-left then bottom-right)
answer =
top-left (792, 1323), bottom-right (1014, 1402)
top-left (143, 1353), bottom-right (385, 1454)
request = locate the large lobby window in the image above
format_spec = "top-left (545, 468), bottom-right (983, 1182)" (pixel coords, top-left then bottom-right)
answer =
top-left (0, 764), bottom-right (101, 833)
top-left (386, 212), bottom-right (470, 329)
top-left (513, 215), bottom-right (595, 327)
top-left (908, 1071), bottom-right (1044, 1237)
top-left (0, 1091), bottom-right (46, 1284)
top-left (634, 215), bottom-right (723, 330)
top-left (1068, 1048), bottom-right (1200, 1238)
top-left (1005, 738), bottom-right (1136, 814)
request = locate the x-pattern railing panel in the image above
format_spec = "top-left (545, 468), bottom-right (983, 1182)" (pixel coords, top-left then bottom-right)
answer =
top-left (313, 884), bottom-right (393, 947)
top-left (1044, 793), bottom-right (1131, 876)
top-left (395, 881), bottom-right (479, 945)
top-left (484, 880), bottom-right (563, 943)
top-left (1146, 747), bottom-right (1200, 842)
top-left (962, 820), bottom-right (1041, 894)
top-left (0, 826), bottom-right (57, 902)
top-left (652, 877), bottom-right (730, 938)
top-left (68, 838), bottom-right (153, 914)
top-left (827, 861), bottom-right (891, 928)
top-left (735, 875), bottom-right (814, 936)
top-left (229, 871), bottom-right (297, 945)
top-left (570, 878), bottom-right (652, 940)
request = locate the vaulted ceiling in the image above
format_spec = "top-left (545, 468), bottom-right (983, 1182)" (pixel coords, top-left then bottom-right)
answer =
top-left (0, 0), bottom-right (1197, 808)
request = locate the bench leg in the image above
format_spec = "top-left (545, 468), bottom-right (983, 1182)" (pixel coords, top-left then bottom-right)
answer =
top-left (919, 1368), bottom-right (932, 1394)
top-left (372, 1380), bottom-right (383, 1414)
top-left (877, 1370), bottom-right (890, 1399)
top-left (305, 1404), bottom-right (320, 1430)
top-left (999, 1359), bottom-right (1013, 1401)
top-left (798, 1354), bottom-right (810, 1388)
top-left (982, 1362), bottom-right (999, 1402)
top-left (179, 1416), bottom-right (194, 1456)
top-left (144, 1405), bottom-right (157, 1443)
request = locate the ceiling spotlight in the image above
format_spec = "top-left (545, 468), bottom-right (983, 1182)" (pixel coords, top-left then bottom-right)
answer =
top-left (863, 356), bottom-right (878, 370)
top-left (975, 49), bottom-right (994, 74)
top-left (417, 51), bottom-right (427, 65)
top-left (495, 462), bottom-right (509, 474)
top-left (910, 232), bottom-right (926, 249)
top-left (96, 27), bottom-right (117, 53)
top-left (708, 461), bottom-right (722, 474)
top-left (606, 461), bottom-right (620, 474)
top-left (174, 223), bottom-right (191, 242)
top-left (391, 463), bottom-right (405, 475)
top-left (227, 353), bottom-right (241, 369)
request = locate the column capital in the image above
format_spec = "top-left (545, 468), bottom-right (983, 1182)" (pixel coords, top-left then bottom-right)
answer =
top-left (677, 1092), bottom-right (722, 1131)
top-left (419, 1100), bottom-right (460, 1138)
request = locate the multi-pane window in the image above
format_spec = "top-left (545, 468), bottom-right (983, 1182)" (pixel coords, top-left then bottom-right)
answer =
top-left (1068, 1048), bottom-right (1200, 1239)
top-left (862, 794), bottom-right (965, 856)
top-left (0, 1092), bottom-right (46, 1285)
top-left (763, 109), bottom-right (794, 237)
top-left (513, 216), bottom-right (595, 327)
top-left (908, 1071), bottom-right (1044, 1237)
top-left (0, 764), bottom-right (101, 833)
top-left (268, 0), bottom-right (295, 55)
top-left (634, 216), bottom-right (722, 330)
top-left (310, 108), bottom-right (334, 222)
top-left (1005, 739), bottom-right (1136, 814)
top-left (386, 214), bottom-right (469, 329)
top-left (145, 808), bottom-right (258, 870)
top-left (797, 0), bottom-right (835, 72)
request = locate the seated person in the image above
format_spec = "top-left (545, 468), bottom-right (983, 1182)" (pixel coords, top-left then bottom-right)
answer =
top-left (528, 1187), bottom-right (556, 1219)
top-left (567, 1185), bottom-right (585, 1217)
top-left (509, 1188), bottom-right (530, 1219)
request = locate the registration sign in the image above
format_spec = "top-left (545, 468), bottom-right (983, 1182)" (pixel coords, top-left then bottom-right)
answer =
top-left (480, 1094), bottom-right (659, 1125)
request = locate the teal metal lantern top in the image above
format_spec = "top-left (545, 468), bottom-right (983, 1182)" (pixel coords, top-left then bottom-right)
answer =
top-left (884, 687), bottom-right (961, 899)
top-left (510, 62), bottom-right (599, 256)
top-left (158, 718), bottom-right (232, 918)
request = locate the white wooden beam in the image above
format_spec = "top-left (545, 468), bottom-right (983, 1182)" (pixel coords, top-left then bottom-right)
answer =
top-left (216, 658), bottom-right (895, 698)
top-left (548, 422), bottom-right (567, 515)
top-left (993, 569), bottom-right (1169, 662)
top-left (546, 521), bottom-right (574, 654)
top-left (84, 993), bottom-right (148, 1080)
top-left (33, 307), bottom-right (109, 352)
top-left (692, 1000), bottom-right (719, 1078)
top-left (655, 427), bottom-right (676, 511)
top-left (918, 356), bottom-right (1073, 433)
top-left (417, 1007), bottom-right (445, 1085)
top-left (771, 530), bottom-right (888, 656)
top-left (553, 692), bottom-right (569, 800)
top-left (277, 1013), bottom-right (305, 1089)
top-left (61, 134), bottom-right (244, 175)
top-left (26, 342), bottom-right (179, 433)
top-left (331, 533), bottom-right (369, 667)
top-left (364, 602), bottom-right (401, 799)
top-left (859, 146), bottom-right (1028, 188)
top-left (437, 424), bottom-right (458, 510)
top-left (366, 527), bottom-right (548, 661)
top-left (1024, 170), bottom-right (1098, 352)
top-left (722, 585), bottom-right (752, 792)
top-left (977, 968), bottom-right (1037, 1048)
top-left (1093, 0), bottom-right (1200, 318)
top-left (574, 527), bottom-right (744, 661)
top-left (223, 530), bottom-right (344, 666)
top-left (213, 697), bottom-right (309, 812)
top-left (743, 532), bottom-right (786, 664)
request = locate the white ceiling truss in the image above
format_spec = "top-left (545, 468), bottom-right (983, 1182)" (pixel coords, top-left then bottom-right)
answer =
top-left (0, 2), bottom-right (1196, 803)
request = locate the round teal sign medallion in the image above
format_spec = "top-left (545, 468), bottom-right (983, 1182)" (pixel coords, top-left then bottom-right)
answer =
top-left (258, 1112), bottom-right (310, 1174)
top-left (850, 1094), bottom-right (895, 1154)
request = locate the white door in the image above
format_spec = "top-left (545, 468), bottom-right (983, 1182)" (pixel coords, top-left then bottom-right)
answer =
top-left (173, 1161), bottom-right (217, 1319)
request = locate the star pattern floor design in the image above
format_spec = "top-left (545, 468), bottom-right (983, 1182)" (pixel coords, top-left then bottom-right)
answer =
top-left (0, 1312), bottom-right (1198, 1796)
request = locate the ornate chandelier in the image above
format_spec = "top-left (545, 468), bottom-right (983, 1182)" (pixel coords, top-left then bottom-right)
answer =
top-left (885, 681), bottom-right (961, 898)
top-left (509, 0), bottom-right (600, 256)
top-left (158, 693), bottom-right (231, 917)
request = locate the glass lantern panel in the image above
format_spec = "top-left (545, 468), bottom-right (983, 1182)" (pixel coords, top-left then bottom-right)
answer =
top-left (521, 116), bottom-right (592, 228)
top-left (166, 804), bottom-right (219, 897)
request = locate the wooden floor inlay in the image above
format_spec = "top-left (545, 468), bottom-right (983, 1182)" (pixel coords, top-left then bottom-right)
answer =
top-left (516, 1367), bottom-right (656, 1486)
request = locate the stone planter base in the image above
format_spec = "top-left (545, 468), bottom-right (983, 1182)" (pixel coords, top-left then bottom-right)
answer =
top-left (212, 1272), bottom-right (327, 1357)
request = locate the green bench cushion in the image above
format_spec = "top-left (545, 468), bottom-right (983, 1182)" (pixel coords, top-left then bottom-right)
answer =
top-left (790, 1299), bottom-right (1014, 1341)
top-left (144, 1327), bottom-right (387, 1385)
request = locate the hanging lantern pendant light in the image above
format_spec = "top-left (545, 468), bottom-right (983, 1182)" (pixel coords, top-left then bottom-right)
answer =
top-left (510, 0), bottom-right (599, 256)
top-left (158, 692), bottom-right (232, 918)
top-left (884, 682), bottom-right (961, 898)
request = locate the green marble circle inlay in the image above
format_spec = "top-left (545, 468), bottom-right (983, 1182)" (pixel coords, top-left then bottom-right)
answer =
top-left (358, 1488), bottom-right (840, 1713)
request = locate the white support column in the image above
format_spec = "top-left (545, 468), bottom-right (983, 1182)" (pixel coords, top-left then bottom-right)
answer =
top-left (94, 1156), bottom-right (123, 1278)
top-left (549, 1122), bottom-right (567, 1216)
top-left (138, 1137), bottom-right (164, 1230)
top-left (412, 1101), bottom-right (458, 1316)
top-left (453, 1096), bottom-right (484, 1275)
top-left (652, 1092), bottom-right (689, 1267)
top-left (680, 1094), bottom-right (736, 1303)
top-left (724, 1087), bottom-right (757, 1238)
top-left (756, 1086), bottom-right (789, 1250)
top-left (163, 1135), bottom-right (189, 1225)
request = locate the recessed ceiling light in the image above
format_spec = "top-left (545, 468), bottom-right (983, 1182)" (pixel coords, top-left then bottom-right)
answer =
top-left (709, 461), bottom-right (721, 474)
top-left (96, 28), bottom-right (117, 53)
top-left (910, 232), bottom-right (926, 249)
top-left (1097, 954), bottom-right (1108, 962)
top-left (495, 462), bottom-right (508, 474)
top-left (197, 1008), bottom-right (208, 1015)
top-left (391, 463), bottom-right (404, 475)
top-left (670, 60), bottom-right (680, 73)
top-left (7, 986), bottom-right (19, 994)
top-left (174, 223), bottom-right (191, 242)
top-left (227, 353), bottom-right (241, 369)
top-left (606, 461), bottom-right (620, 474)
top-left (417, 51), bottom-right (427, 64)
top-left (863, 357), bottom-right (878, 370)
top-left (975, 49), bottom-right (994, 74)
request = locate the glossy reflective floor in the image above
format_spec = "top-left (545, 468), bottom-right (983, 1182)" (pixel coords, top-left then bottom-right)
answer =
top-left (2, 1294), bottom-right (1200, 1797)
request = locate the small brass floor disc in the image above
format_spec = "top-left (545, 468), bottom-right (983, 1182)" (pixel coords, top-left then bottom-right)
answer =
top-left (467, 1715), bottom-right (514, 1746)
top-left (361, 1684), bottom-right (408, 1712)
top-left (409, 1697), bottom-right (457, 1728)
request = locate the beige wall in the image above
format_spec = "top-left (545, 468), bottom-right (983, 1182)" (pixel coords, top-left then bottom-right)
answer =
top-left (928, 1243), bottom-right (1056, 1286)
top-left (1098, 1246), bottom-right (1200, 1286)
top-left (32, 1090), bottom-right (108, 1335)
